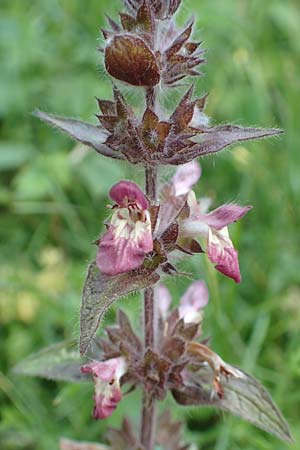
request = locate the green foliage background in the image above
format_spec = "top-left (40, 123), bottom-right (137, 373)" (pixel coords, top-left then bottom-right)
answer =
top-left (0, 0), bottom-right (299, 448)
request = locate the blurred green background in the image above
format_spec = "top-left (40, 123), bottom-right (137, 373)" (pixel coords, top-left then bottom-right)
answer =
top-left (0, 0), bottom-right (299, 449)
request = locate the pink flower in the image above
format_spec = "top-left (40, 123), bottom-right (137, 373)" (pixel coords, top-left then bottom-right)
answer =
top-left (97, 180), bottom-right (153, 276)
top-left (155, 284), bottom-right (172, 319)
top-left (155, 281), bottom-right (208, 324)
top-left (206, 227), bottom-right (241, 283)
top-left (178, 280), bottom-right (209, 323)
top-left (182, 193), bottom-right (251, 283)
top-left (81, 357), bottom-right (126, 420)
top-left (171, 160), bottom-right (201, 196)
top-left (170, 162), bottom-right (252, 283)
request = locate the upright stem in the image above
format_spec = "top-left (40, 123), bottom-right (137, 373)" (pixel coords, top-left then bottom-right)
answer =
top-left (140, 390), bottom-right (156, 450)
top-left (140, 88), bottom-right (158, 450)
top-left (145, 165), bottom-right (158, 204)
top-left (143, 286), bottom-right (156, 350)
top-left (146, 86), bottom-right (156, 111)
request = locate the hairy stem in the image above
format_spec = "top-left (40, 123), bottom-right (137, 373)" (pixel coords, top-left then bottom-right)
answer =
top-left (145, 165), bottom-right (158, 203)
top-left (146, 86), bottom-right (156, 111)
top-left (140, 392), bottom-right (156, 450)
top-left (143, 286), bottom-right (156, 350)
top-left (140, 86), bottom-right (158, 450)
top-left (141, 171), bottom-right (158, 449)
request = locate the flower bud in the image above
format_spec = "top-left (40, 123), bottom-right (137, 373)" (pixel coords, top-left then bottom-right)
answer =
top-left (105, 34), bottom-right (160, 87)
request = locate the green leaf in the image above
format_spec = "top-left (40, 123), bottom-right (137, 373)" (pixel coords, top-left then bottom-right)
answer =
top-left (173, 365), bottom-right (293, 443)
top-left (80, 261), bottom-right (160, 355)
top-left (216, 369), bottom-right (293, 442)
top-left (13, 341), bottom-right (87, 382)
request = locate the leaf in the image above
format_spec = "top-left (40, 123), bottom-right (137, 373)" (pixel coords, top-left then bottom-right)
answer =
top-left (216, 371), bottom-right (293, 442)
top-left (13, 341), bottom-right (87, 382)
top-left (60, 438), bottom-right (110, 450)
top-left (173, 365), bottom-right (293, 443)
top-left (34, 110), bottom-right (124, 160)
top-left (80, 261), bottom-right (160, 355)
top-left (166, 125), bottom-right (283, 164)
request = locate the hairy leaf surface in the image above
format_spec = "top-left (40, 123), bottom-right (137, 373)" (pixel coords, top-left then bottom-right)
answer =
top-left (173, 364), bottom-right (292, 442)
top-left (167, 126), bottom-right (283, 164)
top-left (13, 341), bottom-right (87, 382)
top-left (80, 261), bottom-right (160, 355)
top-left (34, 110), bottom-right (122, 159)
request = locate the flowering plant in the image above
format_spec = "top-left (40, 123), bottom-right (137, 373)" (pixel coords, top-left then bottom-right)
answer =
top-left (15, 0), bottom-right (292, 448)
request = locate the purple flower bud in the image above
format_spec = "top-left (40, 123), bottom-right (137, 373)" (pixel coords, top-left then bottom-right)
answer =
top-left (179, 280), bottom-right (208, 323)
top-left (97, 180), bottom-right (153, 276)
top-left (81, 357), bottom-right (126, 420)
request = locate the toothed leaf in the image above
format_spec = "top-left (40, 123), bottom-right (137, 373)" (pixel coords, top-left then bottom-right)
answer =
top-left (80, 261), bottom-right (159, 355)
top-left (173, 365), bottom-right (292, 443)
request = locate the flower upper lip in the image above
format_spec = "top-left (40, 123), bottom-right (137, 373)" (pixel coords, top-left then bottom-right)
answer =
top-left (110, 179), bottom-right (149, 210)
